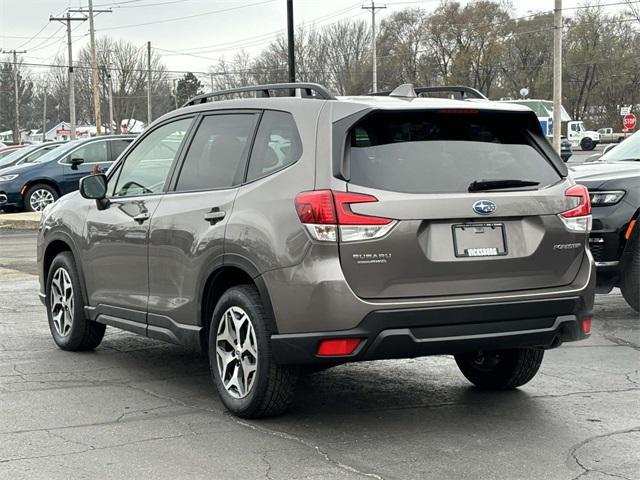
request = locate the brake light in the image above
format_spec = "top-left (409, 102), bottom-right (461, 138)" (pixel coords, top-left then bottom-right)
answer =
top-left (562, 185), bottom-right (591, 218)
top-left (559, 184), bottom-right (592, 233)
top-left (294, 190), bottom-right (396, 242)
top-left (317, 338), bottom-right (361, 356)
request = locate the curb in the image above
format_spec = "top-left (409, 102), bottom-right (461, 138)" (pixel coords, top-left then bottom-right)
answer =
top-left (0, 213), bottom-right (41, 230)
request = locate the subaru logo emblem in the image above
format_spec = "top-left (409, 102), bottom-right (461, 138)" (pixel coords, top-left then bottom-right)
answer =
top-left (472, 200), bottom-right (496, 215)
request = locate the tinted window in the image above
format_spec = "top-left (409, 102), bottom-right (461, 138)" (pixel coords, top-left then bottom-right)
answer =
top-left (175, 114), bottom-right (256, 191)
top-left (348, 110), bottom-right (561, 194)
top-left (63, 141), bottom-right (109, 165)
top-left (246, 111), bottom-right (302, 181)
top-left (110, 139), bottom-right (132, 161)
top-left (113, 118), bottom-right (191, 197)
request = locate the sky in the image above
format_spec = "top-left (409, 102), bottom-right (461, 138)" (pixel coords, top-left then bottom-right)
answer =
top-left (0, 0), bottom-right (631, 83)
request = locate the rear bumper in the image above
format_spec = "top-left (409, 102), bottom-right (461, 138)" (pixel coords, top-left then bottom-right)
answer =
top-left (271, 297), bottom-right (591, 365)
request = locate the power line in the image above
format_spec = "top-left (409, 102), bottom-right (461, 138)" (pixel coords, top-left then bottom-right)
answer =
top-left (96, 0), bottom-right (276, 32)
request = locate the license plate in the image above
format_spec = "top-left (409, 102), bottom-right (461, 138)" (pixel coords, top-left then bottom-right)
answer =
top-left (453, 223), bottom-right (507, 258)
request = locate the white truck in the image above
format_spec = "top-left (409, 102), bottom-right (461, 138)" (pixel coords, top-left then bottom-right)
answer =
top-left (500, 99), bottom-right (600, 151)
top-left (596, 128), bottom-right (631, 144)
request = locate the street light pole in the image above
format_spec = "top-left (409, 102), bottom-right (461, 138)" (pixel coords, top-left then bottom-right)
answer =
top-left (287, 0), bottom-right (295, 83)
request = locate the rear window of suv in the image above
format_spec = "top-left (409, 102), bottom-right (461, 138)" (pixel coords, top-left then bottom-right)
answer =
top-left (347, 110), bottom-right (561, 194)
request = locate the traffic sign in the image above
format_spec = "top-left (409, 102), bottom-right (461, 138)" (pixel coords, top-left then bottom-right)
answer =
top-left (620, 106), bottom-right (631, 116)
top-left (623, 114), bottom-right (637, 130)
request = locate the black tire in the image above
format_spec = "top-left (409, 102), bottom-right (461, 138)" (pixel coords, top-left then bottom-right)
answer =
top-left (25, 183), bottom-right (58, 212)
top-left (46, 252), bottom-right (106, 351)
top-left (455, 348), bottom-right (544, 390)
top-left (580, 137), bottom-right (595, 151)
top-left (620, 241), bottom-right (640, 312)
top-left (208, 285), bottom-right (298, 418)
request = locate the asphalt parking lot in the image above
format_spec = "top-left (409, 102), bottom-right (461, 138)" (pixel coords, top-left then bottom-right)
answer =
top-left (0, 229), bottom-right (638, 480)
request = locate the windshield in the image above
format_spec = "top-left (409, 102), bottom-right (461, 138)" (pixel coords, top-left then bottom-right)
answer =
top-left (0, 145), bottom-right (37, 167)
top-left (32, 140), bottom-right (82, 163)
top-left (601, 130), bottom-right (640, 162)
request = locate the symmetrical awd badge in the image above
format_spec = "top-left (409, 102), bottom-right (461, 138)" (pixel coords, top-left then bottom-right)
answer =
top-left (473, 200), bottom-right (496, 215)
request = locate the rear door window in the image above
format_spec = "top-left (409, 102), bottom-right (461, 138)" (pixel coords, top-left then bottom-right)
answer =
top-left (347, 110), bottom-right (561, 194)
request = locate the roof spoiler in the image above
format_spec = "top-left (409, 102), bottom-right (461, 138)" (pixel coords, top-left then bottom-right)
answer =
top-left (372, 84), bottom-right (488, 100)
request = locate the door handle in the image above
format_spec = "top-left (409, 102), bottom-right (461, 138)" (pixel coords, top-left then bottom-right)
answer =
top-left (204, 209), bottom-right (226, 225)
top-left (133, 212), bottom-right (150, 223)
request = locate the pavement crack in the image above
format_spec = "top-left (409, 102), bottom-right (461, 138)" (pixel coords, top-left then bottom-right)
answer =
top-left (235, 419), bottom-right (385, 480)
top-left (567, 426), bottom-right (640, 480)
top-left (603, 334), bottom-right (640, 352)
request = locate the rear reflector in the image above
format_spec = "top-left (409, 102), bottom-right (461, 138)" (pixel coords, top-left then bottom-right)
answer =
top-left (581, 317), bottom-right (592, 334)
top-left (317, 338), bottom-right (361, 356)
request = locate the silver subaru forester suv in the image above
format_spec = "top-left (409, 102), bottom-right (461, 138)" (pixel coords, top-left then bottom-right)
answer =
top-left (37, 83), bottom-right (595, 417)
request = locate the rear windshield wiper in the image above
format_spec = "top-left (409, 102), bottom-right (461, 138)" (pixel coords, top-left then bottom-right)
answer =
top-left (468, 179), bottom-right (540, 192)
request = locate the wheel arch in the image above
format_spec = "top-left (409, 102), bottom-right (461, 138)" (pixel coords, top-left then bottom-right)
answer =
top-left (22, 178), bottom-right (62, 199)
top-left (199, 256), bottom-right (277, 352)
top-left (42, 232), bottom-right (88, 306)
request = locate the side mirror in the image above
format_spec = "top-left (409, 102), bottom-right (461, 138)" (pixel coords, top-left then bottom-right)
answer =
top-left (70, 157), bottom-right (84, 170)
top-left (79, 174), bottom-right (109, 210)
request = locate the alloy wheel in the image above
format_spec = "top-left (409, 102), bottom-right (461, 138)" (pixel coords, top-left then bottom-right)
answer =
top-left (50, 267), bottom-right (74, 337)
top-left (215, 306), bottom-right (258, 399)
top-left (30, 189), bottom-right (55, 211)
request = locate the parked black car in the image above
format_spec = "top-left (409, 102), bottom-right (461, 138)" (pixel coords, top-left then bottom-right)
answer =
top-left (561, 138), bottom-right (572, 162)
top-left (571, 131), bottom-right (640, 312)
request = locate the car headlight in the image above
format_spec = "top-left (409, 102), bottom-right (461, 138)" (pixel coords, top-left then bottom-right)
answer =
top-left (0, 174), bottom-right (18, 182)
top-left (590, 190), bottom-right (625, 206)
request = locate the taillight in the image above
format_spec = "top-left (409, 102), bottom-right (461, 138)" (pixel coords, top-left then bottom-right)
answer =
top-left (294, 190), bottom-right (397, 242)
top-left (559, 184), bottom-right (592, 233)
top-left (581, 317), bottom-right (592, 334)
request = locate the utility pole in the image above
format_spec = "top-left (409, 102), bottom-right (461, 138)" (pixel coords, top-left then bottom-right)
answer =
top-left (209, 73), bottom-right (214, 92)
top-left (286, 0), bottom-right (295, 83)
top-left (147, 41), bottom-right (152, 126)
top-left (2, 49), bottom-right (27, 144)
top-left (69, 3), bottom-right (111, 136)
top-left (50, 12), bottom-right (86, 140)
top-left (42, 85), bottom-right (47, 142)
top-left (363, 1), bottom-right (386, 93)
top-left (107, 67), bottom-right (114, 134)
top-left (173, 79), bottom-right (178, 109)
top-left (552, 0), bottom-right (563, 154)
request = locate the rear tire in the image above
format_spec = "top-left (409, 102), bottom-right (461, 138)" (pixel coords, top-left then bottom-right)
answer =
top-left (46, 252), bottom-right (106, 351)
top-left (455, 348), bottom-right (544, 390)
top-left (25, 183), bottom-right (58, 212)
top-left (621, 241), bottom-right (640, 312)
top-left (209, 285), bottom-right (298, 418)
top-left (580, 137), bottom-right (595, 151)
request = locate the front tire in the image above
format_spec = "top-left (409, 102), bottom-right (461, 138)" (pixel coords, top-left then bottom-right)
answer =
top-left (46, 252), bottom-right (106, 351)
top-left (25, 184), bottom-right (58, 212)
top-left (455, 348), bottom-right (544, 390)
top-left (621, 241), bottom-right (640, 312)
top-left (209, 285), bottom-right (298, 418)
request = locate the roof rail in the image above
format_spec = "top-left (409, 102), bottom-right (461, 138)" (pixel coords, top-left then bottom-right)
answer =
top-left (372, 84), bottom-right (488, 100)
top-left (182, 82), bottom-right (336, 107)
